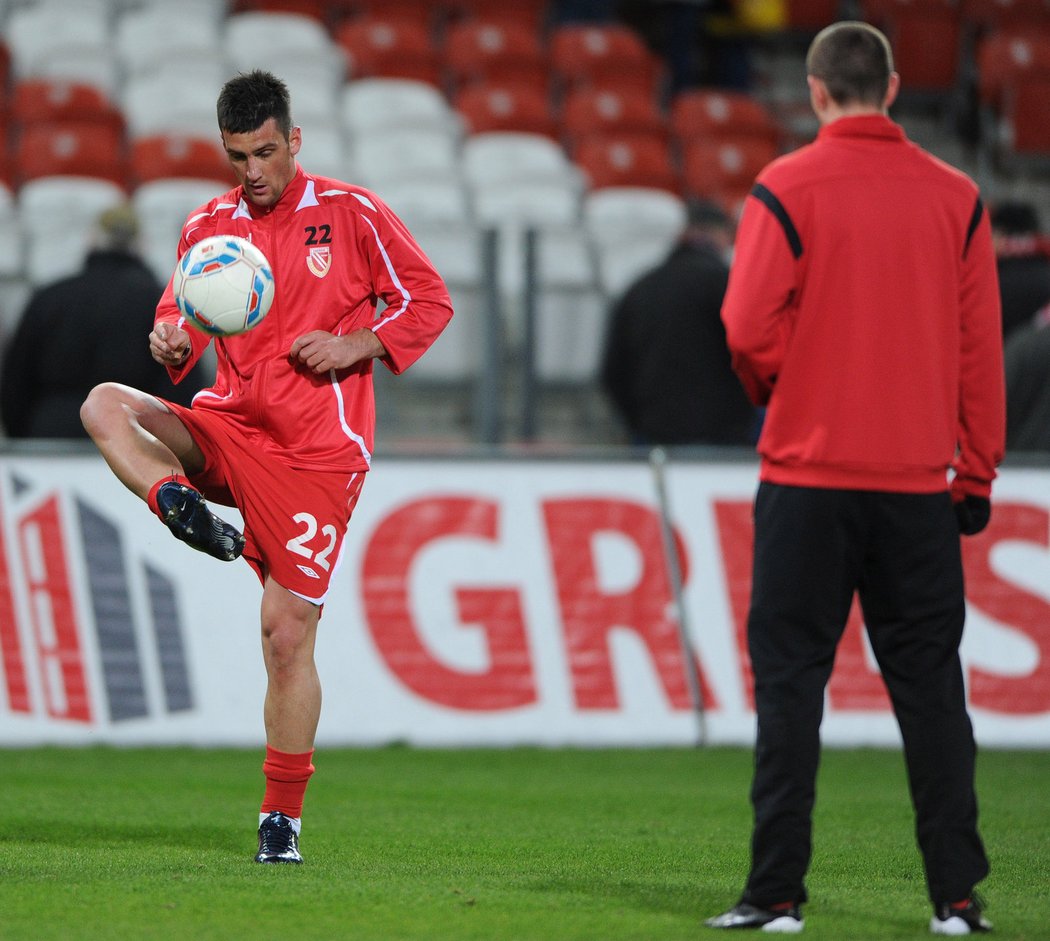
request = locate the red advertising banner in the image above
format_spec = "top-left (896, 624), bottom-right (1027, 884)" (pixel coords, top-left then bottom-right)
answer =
top-left (0, 454), bottom-right (1047, 747)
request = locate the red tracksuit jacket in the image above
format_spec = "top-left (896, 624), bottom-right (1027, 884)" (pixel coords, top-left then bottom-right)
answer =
top-left (156, 165), bottom-right (453, 473)
top-left (722, 115), bottom-right (1005, 498)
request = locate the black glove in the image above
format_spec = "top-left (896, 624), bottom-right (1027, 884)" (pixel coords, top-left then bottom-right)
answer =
top-left (954, 495), bottom-right (991, 535)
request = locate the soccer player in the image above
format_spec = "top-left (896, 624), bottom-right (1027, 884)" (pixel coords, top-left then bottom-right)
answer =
top-left (80, 71), bottom-right (453, 864)
top-left (704, 23), bottom-right (1003, 935)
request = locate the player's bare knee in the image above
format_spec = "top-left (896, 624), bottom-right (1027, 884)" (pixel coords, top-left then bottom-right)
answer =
top-left (80, 382), bottom-right (123, 439)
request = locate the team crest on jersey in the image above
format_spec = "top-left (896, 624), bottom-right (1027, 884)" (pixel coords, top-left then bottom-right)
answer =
top-left (306, 246), bottom-right (331, 278)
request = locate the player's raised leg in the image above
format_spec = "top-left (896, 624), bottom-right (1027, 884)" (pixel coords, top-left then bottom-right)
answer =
top-left (80, 381), bottom-right (244, 561)
top-left (254, 576), bottom-right (322, 864)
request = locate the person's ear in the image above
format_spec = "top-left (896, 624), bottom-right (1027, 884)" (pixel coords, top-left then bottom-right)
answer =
top-left (884, 72), bottom-right (901, 111)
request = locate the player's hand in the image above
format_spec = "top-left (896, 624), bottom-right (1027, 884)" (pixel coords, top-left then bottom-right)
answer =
top-left (954, 495), bottom-right (991, 535)
top-left (150, 321), bottom-right (191, 366)
top-left (289, 329), bottom-right (387, 374)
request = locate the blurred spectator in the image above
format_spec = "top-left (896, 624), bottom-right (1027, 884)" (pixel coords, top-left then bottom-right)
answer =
top-left (0, 204), bottom-right (205, 439)
top-left (600, 198), bottom-right (758, 446)
top-left (1004, 305), bottom-right (1050, 452)
top-left (990, 200), bottom-right (1050, 341)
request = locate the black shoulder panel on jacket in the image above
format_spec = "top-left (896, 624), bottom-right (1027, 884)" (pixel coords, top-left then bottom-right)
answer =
top-left (963, 195), bottom-right (983, 260)
top-left (751, 183), bottom-right (803, 260)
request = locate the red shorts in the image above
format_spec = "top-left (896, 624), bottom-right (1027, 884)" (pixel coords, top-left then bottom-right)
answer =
top-left (163, 401), bottom-right (366, 602)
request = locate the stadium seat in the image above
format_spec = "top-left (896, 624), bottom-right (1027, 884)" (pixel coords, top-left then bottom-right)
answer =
top-left (341, 78), bottom-right (462, 137)
top-left (133, 178), bottom-right (232, 284)
top-left (582, 185), bottom-right (687, 296)
top-left (680, 137), bottom-right (777, 203)
top-left (21, 43), bottom-right (121, 100)
top-left (270, 60), bottom-right (345, 128)
top-left (976, 31), bottom-right (1050, 107)
top-left (335, 16), bottom-right (442, 85)
top-left (347, 0), bottom-right (445, 30)
top-left (18, 176), bottom-right (127, 286)
top-left (1002, 74), bottom-right (1050, 156)
top-left (4, 3), bottom-right (110, 78)
top-left (442, 19), bottom-right (550, 92)
top-left (0, 181), bottom-right (23, 280)
top-left (11, 80), bottom-right (124, 136)
top-left (377, 177), bottom-right (472, 228)
top-left (122, 72), bottom-right (222, 140)
top-left (130, 135), bottom-right (231, 186)
top-left (670, 88), bottom-right (781, 148)
top-left (861, 0), bottom-right (962, 94)
top-left (514, 225), bottom-right (606, 384)
top-left (396, 220), bottom-right (486, 382)
top-left (297, 123), bottom-right (351, 181)
top-left (549, 23), bottom-right (664, 96)
top-left (351, 127), bottom-right (461, 188)
top-left (572, 134), bottom-right (680, 193)
top-left (961, 0), bottom-right (1050, 33)
top-left (454, 82), bottom-right (559, 137)
top-left (559, 86), bottom-right (669, 149)
top-left (461, 131), bottom-right (581, 190)
top-left (582, 185), bottom-right (688, 247)
top-left (14, 122), bottom-right (127, 188)
top-left (224, 11), bottom-right (347, 77)
top-left (114, 4), bottom-right (224, 79)
top-left (447, 0), bottom-right (549, 33)
top-left (783, 0), bottom-right (843, 31)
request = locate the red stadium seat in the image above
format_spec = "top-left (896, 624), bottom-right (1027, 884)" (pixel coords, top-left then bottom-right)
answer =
top-left (559, 86), bottom-right (668, 149)
top-left (549, 23), bottom-right (664, 97)
top-left (1003, 74), bottom-right (1050, 155)
top-left (670, 88), bottom-right (781, 147)
top-left (861, 0), bottom-right (962, 93)
top-left (454, 82), bottom-right (558, 137)
top-left (573, 133), bottom-right (679, 193)
top-left (336, 17), bottom-right (442, 85)
top-left (443, 19), bottom-right (549, 92)
top-left (680, 136), bottom-right (777, 203)
top-left (14, 122), bottom-right (127, 187)
top-left (447, 0), bottom-right (548, 32)
top-left (962, 0), bottom-right (1050, 33)
top-left (783, 0), bottom-right (843, 31)
top-left (11, 79), bottom-right (124, 135)
top-left (130, 134), bottom-right (232, 185)
top-left (977, 30), bottom-right (1050, 106)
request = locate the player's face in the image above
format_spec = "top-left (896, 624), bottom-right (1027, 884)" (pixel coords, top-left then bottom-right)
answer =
top-left (222, 118), bottom-right (302, 208)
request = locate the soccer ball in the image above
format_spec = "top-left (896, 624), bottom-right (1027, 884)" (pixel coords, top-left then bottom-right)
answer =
top-left (173, 235), bottom-right (275, 337)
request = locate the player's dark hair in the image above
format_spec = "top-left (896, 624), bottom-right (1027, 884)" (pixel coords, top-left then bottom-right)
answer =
top-left (806, 21), bottom-right (893, 107)
top-left (216, 70), bottom-right (293, 137)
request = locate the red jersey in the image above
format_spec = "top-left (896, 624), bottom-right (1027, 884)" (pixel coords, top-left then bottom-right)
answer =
top-left (156, 165), bottom-right (453, 473)
top-left (722, 115), bottom-right (1005, 497)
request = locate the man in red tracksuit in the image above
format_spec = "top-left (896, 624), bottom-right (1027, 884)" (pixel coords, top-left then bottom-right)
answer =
top-left (705, 23), bottom-right (1003, 936)
top-left (81, 71), bottom-right (453, 865)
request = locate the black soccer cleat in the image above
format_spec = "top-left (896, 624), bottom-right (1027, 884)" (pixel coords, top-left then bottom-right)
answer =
top-left (156, 481), bottom-right (244, 562)
top-left (254, 811), bottom-right (303, 864)
top-left (705, 901), bottom-right (804, 933)
top-left (931, 896), bottom-right (992, 935)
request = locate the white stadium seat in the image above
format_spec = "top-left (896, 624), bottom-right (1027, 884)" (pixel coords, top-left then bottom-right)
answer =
top-left (341, 78), bottom-right (462, 138)
top-left (115, 5), bottom-right (225, 78)
top-left (462, 132), bottom-right (582, 190)
top-left (18, 177), bottom-right (127, 286)
top-left (351, 128), bottom-right (461, 189)
top-left (132, 178), bottom-right (231, 285)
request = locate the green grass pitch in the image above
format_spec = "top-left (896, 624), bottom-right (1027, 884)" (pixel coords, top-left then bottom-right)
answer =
top-left (1, 746), bottom-right (1046, 940)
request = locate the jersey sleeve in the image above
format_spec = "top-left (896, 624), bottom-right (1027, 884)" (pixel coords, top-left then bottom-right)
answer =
top-left (720, 182), bottom-right (800, 406)
top-left (951, 198), bottom-right (1006, 499)
top-left (356, 196), bottom-right (454, 375)
top-left (155, 209), bottom-right (214, 385)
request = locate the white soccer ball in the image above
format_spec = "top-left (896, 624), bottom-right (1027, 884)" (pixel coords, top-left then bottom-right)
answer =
top-left (173, 235), bottom-right (275, 336)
